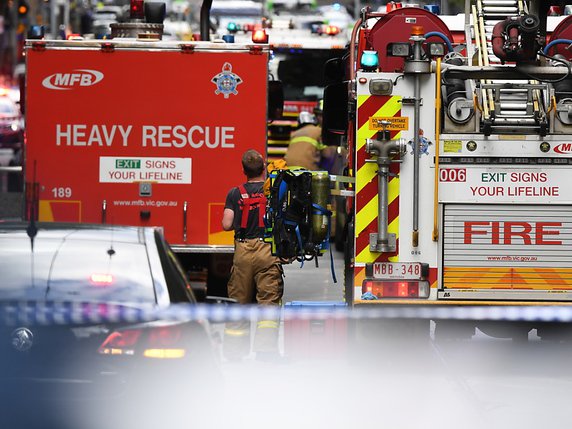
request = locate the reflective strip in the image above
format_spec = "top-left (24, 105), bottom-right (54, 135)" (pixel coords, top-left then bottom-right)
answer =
top-left (257, 320), bottom-right (279, 329)
top-left (290, 136), bottom-right (327, 150)
top-left (224, 328), bottom-right (250, 337)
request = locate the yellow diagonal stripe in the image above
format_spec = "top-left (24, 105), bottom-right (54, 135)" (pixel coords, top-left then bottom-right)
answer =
top-left (356, 208), bottom-right (400, 263)
top-left (356, 177), bottom-right (400, 236)
top-left (355, 133), bottom-right (402, 194)
top-left (356, 96), bottom-right (402, 152)
top-left (356, 193), bottom-right (378, 237)
top-left (357, 94), bottom-right (369, 109)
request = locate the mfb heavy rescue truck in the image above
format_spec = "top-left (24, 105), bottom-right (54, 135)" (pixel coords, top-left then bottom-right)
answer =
top-left (321, 0), bottom-right (572, 338)
top-left (23, 0), bottom-right (282, 299)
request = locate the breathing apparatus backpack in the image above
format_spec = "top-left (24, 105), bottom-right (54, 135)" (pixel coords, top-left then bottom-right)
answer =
top-left (264, 167), bottom-right (333, 267)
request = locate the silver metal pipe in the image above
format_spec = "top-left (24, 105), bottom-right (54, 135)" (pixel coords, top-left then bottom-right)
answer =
top-left (442, 65), bottom-right (570, 80)
top-left (365, 138), bottom-right (404, 253)
top-left (413, 73), bottom-right (420, 248)
top-left (378, 163), bottom-right (390, 252)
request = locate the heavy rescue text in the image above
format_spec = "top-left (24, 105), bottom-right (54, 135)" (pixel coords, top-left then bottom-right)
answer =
top-left (55, 124), bottom-right (236, 148)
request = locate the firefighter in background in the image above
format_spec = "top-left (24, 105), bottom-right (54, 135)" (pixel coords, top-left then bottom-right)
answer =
top-left (285, 102), bottom-right (338, 172)
top-left (221, 149), bottom-right (284, 360)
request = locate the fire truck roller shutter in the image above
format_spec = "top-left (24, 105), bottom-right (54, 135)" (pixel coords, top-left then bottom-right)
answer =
top-left (442, 204), bottom-right (572, 297)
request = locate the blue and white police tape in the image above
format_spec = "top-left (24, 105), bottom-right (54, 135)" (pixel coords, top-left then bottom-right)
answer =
top-left (2, 301), bottom-right (572, 326)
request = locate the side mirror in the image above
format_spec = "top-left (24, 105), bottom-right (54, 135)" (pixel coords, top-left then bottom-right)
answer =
top-left (322, 82), bottom-right (348, 145)
top-left (324, 57), bottom-right (348, 85)
top-left (145, 2), bottom-right (166, 24)
top-left (268, 80), bottom-right (284, 121)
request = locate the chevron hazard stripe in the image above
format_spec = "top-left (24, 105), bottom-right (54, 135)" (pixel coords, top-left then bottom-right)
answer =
top-left (355, 94), bottom-right (402, 265)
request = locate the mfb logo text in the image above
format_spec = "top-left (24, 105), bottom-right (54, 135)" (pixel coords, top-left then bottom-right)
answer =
top-left (42, 69), bottom-right (104, 90)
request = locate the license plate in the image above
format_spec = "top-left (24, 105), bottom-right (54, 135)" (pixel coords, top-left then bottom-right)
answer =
top-left (372, 262), bottom-right (423, 280)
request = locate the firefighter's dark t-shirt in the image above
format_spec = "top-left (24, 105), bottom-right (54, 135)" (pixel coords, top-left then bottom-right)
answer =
top-left (224, 181), bottom-right (265, 239)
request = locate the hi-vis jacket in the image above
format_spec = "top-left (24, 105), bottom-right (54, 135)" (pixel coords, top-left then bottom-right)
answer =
top-left (284, 124), bottom-right (324, 171)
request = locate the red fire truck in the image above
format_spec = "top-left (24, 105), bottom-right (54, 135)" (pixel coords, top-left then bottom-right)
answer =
top-left (318, 0), bottom-right (572, 337)
top-left (23, 0), bottom-right (282, 298)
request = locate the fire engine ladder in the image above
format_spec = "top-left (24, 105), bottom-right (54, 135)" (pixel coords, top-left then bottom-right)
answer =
top-left (472, 0), bottom-right (548, 134)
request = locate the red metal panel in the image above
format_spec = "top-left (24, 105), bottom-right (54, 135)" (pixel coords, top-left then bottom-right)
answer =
top-left (25, 47), bottom-right (268, 246)
top-left (367, 7), bottom-right (454, 72)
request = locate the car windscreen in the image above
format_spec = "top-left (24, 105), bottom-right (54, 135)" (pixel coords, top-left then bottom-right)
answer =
top-left (0, 233), bottom-right (156, 303)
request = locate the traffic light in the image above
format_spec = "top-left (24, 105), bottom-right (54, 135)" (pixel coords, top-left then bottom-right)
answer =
top-left (17, 0), bottom-right (29, 17)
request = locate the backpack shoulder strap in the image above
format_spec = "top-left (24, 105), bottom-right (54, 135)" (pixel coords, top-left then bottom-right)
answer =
top-left (237, 184), bottom-right (266, 229)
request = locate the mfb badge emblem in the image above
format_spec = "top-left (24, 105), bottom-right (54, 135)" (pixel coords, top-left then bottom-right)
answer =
top-left (212, 62), bottom-right (242, 98)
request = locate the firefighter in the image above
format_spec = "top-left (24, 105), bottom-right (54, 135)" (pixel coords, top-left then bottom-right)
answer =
top-left (221, 149), bottom-right (284, 360)
top-left (285, 102), bottom-right (338, 172)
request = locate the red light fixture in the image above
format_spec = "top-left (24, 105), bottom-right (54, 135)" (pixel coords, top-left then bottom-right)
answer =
top-left (325, 25), bottom-right (340, 36)
top-left (90, 273), bottom-right (113, 285)
top-left (99, 329), bottom-right (141, 355)
top-left (99, 326), bottom-right (187, 359)
top-left (386, 2), bottom-right (403, 12)
top-left (362, 280), bottom-right (429, 298)
top-left (130, 0), bottom-right (145, 20)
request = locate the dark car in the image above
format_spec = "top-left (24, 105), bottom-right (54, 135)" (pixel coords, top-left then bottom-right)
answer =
top-left (0, 222), bottom-right (222, 429)
top-left (0, 95), bottom-right (24, 151)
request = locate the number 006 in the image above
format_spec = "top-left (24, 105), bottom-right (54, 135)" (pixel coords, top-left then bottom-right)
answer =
top-left (440, 168), bottom-right (466, 182)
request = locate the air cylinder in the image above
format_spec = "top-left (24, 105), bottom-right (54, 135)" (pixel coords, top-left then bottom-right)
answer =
top-left (311, 171), bottom-right (330, 244)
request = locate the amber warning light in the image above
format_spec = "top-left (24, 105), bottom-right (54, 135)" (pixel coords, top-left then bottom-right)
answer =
top-left (411, 25), bottom-right (424, 36)
top-left (252, 29), bottom-right (269, 43)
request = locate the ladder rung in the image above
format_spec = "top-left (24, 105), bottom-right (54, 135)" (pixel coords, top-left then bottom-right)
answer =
top-left (499, 103), bottom-right (528, 109)
top-left (481, 0), bottom-right (518, 5)
top-left (493, 117), bottom-right (537, 124)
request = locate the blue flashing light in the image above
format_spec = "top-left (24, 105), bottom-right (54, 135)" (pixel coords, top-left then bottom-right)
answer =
top-left (361, 50), bottom-right (379, 70)
top-left (332, 3), bottom-right (341, 10)
top-left (424, 5), bottom-right (440, 15)
top-left (227, 22), bottom-right (239, 33)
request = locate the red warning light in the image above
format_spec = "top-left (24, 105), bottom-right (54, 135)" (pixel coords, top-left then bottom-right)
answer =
top-left (130, 0), bottom-right (145, 20)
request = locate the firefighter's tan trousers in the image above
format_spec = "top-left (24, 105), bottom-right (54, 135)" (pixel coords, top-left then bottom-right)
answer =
top-left (227, 238), bottom-right (283, 305)
top-left (224, 239), bottom-right (283, 358)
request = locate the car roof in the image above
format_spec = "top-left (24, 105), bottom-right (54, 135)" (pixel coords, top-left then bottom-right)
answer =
top-left (0, 221), bottom-right (157, 241)
top-left (0, 222), bottom-right (174, 306)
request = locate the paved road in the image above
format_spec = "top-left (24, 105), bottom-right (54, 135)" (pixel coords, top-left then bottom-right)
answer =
top-left (282, 247), bottom-right (345, 303)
